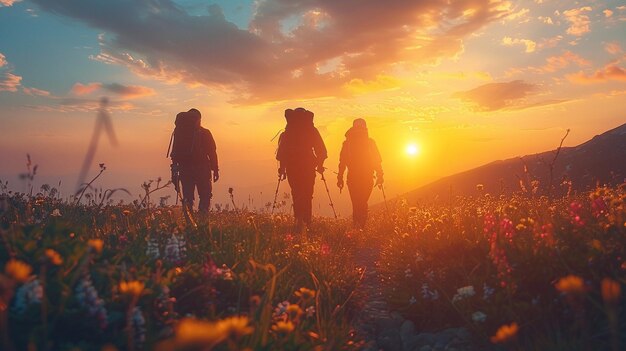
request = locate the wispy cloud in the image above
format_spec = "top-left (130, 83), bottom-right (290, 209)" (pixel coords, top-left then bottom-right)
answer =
top-left (71, 82), bottom-right (101, 95)
top-left (531, 50), bottom-right (591, 73)
top-left (453, 80), bottom-right (565, 111)
top-left (0, 72), bottom-right (22, 92)
top-left (71, 82), bottom-right (155, 99)
top-left (605, 42), bottom-right (623, 55)
top-left (0, 53), bottom-right (6, 68)
top-left (567, 64), bottom-right (626, 83)
top-left (502, 36), bottom-right (536, 53)
top-left (563, 6), bottom-right (593, 36)
top-left (0, 0), bottom-right (21, 7)
top-left (453, 80), bottom-right (536, 111)
top-left (30, 0), bottom-right (513, 104)
top-left (22, 87), bottom-right (50, 96)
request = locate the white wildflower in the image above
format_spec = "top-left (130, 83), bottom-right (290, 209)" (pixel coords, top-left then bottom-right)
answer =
top-left (472, 311), bottom-right (487, 322)
top-left (452, 285), bottom-right (476, 303)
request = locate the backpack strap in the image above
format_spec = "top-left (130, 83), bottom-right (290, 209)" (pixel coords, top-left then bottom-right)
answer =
top-left (166, 130), bottom-right (175, 158)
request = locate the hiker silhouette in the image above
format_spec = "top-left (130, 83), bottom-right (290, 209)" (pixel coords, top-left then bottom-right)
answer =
top-left (168, 108), bottom-right (219, 214)
top-left (276, 108), bottom-right (327, 232)
top-left (337, 118), bottom-right (383, 229)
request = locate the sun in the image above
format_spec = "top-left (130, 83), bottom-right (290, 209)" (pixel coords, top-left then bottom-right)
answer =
top-left (405, 143), bottom-right (420, 156)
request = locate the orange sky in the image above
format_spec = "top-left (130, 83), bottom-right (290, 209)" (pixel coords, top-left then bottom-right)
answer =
top-left (1, 0), bottom-right (625, 215)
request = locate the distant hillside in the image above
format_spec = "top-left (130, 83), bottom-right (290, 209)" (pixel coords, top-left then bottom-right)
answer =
top-left (399, 123), bottom-right (626, 204)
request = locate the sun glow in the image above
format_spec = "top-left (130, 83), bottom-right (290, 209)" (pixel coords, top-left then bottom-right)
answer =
top-left (406, 143), bottom-right (420, 156)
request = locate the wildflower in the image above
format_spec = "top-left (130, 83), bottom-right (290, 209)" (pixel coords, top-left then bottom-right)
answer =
top-left (273, 300), bottom-right (290, 317)
top-left (146, 237), bottom-right (160, 259)
top-left (472, 311), bottom-right (487, 323)
top-left (119, 280), bottom-right (144, 298)
top-left (45, 249), bottom-right (63, 265)
top-left (476, 184), bottom-right (484, 192)
top-left (88, 239), bottom-right (104, 254)
top-left (490, 322), bottom-right (518, 344)
top-left (75, 276), bottom-right (108, 329)
top-left (483, 283), bottom-right (495, 300)
top-left (305, 306), bottom-right (316, 318)
top-left (132, 306), bottom-right (146, 347)
top-left (452, 285), bottom-right (476, 303)
top-left (122, 209), bottom-right (131, 216)
top-left (165, 235), bottom-right (186, 264)
top-left (555, 275), bottom-right (585, 295)
top-left (217, 316), bottom-right (254, 339)
top-left (51, 208), bottom-right (62, 217)
top-left (286, 304), bottom-right (303, 321)
top-left (404, 267), bottom-right (413, 279)
top-left (176, 318), bottom-right (227, 345)
top-left (5, 259), bottom-right (32, 283)
top-left (601, 278), bottom-right (621, 305)
top-left (272, 320), bottom-right (295, 334)
top-left (295, 287), bottom-right (316, 302)
top-left (320, 243), bottom-right (330, 255)
top-left (12, 278), bottom-right (43, 314)
top-left (409, 296), bottom-right (417, 305)
top-left (216, 264), bottom-right (233, 280)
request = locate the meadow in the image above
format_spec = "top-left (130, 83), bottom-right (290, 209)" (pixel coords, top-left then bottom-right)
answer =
top-left (0, 177), bottom-right (624, 351)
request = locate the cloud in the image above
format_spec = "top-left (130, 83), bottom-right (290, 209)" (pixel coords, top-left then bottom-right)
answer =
top-left (603, 9), bottom-right (613, 18)
top-left (31, 0), bottom-right (513, 104)
top-left (71, 82), bottom-right (101, 95)
top-left (501, 36), bottom-right (536, 53)
top-left (605, 42), bottom-right (623, 55)
top-left (453, 80), bottom-right (539, 111)
top-left (567, 64), bottom-right (626, 83)
top-left (101, 83), bottom-right (155, 98)
top-left (0, 72), bottom-right (22, 92)
top-left (22, 87), bottom-right (50, 96)
top-left (538, 16), bottom-right (554, 25)
top-left (563, 7), bottom-right (592, 36)
top-left (71, 82), bottom-right (155, 98)
top-left (0, 0), bottom-right (21, 7)
top-left (531, 50), bottom-right (590, 73)
top-left (0, 53), bottom-right (6, 68)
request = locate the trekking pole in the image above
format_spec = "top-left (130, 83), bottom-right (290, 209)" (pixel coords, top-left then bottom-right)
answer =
top-left (320, 171), bottom-right (338, 219)
top-left (378, 183), bottom-right (391, 219)
top-left (271, 176), bottom-right (282, 215)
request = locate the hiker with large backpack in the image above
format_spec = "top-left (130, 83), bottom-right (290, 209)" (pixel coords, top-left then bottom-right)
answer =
top-left (337, 118), bottom-right (383, 229)
top-left (167, 108), bottom-right (219, 214)
top-left (276, 107), bottom-right (328, 233)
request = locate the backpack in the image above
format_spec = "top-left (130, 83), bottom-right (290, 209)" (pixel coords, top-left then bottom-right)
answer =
top-left (167, 110), bottom-right (201, 163)
top-left (284, 107), bottom-right (314, 131)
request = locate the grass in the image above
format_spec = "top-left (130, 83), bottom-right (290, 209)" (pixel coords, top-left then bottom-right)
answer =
top-left (0, 179), bottom-right (625, 350)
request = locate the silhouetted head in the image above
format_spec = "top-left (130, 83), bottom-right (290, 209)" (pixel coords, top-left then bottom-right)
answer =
top-left (353, 118), bottom-right (367, 129)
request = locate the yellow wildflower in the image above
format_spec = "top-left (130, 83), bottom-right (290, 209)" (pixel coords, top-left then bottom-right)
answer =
top-left (216, 316), bottom-right (254, 339)
top-left (286, 304), bottom-right (303, 321)
top-left (601, 278), bottom-right (621, 305)
top-left (119, 280), bottom-right (144, 297)
top-left (555, 275), bottom-right (585, 295)
top-left (271, 320), bottom-right (295, 334)
top-left (294, 287), bottom-right (316, 301)
top-left (176, 318), bottom-right (227, 345)
top-left (5, 259), bottom-right (32, 283)
top-left (490, 322), bottom-right (519, 344)
top-left (88, 239), bottom-right (104, 254)
top-left (45, 249), bottom-right (63, 265)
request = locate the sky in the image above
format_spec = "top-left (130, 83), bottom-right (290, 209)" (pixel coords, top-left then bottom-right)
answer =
top-left (0, 0), bottom-right (625, 215)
